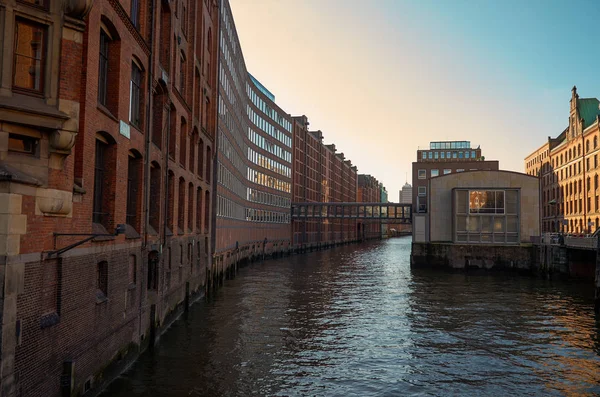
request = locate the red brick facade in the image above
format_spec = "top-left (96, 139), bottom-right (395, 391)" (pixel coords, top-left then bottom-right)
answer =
top-left (0, 0), bottom-right (218, 396)
top-left (292, 116), bottom-right (359, 247)
top-left (357, 174), bottom-right (382, 240)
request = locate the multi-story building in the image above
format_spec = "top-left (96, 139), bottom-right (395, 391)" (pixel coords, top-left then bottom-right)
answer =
top-left (399, 182), bottom-right (413, 204)
top-left (358, 174), bottom-right (382, 239)
top-left (0, 0), bottom-right (218, 395)
top-left (291, 116), bottom-right (358, 247)
top-left (215, 1), bottom-right (293, 268)
top-left (525, 87), bottom-right (600, 234)
top-left (412, 141), bottom-right (499, 213)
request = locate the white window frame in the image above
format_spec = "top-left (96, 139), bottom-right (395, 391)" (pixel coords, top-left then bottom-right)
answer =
top-left (418, 186), bottom-right (426, 196)
top-left (418, 169), bottom-right (426, 179)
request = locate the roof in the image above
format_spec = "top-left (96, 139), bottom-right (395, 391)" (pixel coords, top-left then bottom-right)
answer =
top-left (578, 98), bottom-right (600, 130)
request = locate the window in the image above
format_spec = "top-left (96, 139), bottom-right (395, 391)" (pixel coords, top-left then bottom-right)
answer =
top-left (434, 152), bottom-right (439, 159)
top-left (418, 186), bottom-right (426, 196)
top-left (418, 169), bottom-right (426, 179)
top-left (595, 136), bottom-right (598, 149)
top-left (431, 169), bottom-right (439, 177)
top-left (98, 30), bottom-right (110, 106)
top-left (587, 158), bottom-right (590, 171)
top-left (179, 54), bottom-right (185, 95)
top-left (97, 261), bottom-right (108, 299)
top-left (129, 255), bottom-right (137, 285)
top-left (452, 152), bottom-right (457, 159)
top-left (422, 152), bottom-right (426, 160)
top-left (130, 62), bottom-right (142, 127)
top-left (126, 152), bottom-right (141, 228)
top-left (469, 190), bottom-right (505, 214)
top-left (18, 0), bottom-right (49, 8)
top-left (8, 133), bottom-right (38, 155)
top-left (465, 151), bottom-right (470, 159)
top-left (428, 152), bottom-right (432, 159)
top-left (471, 151), bottom-right (476, 158)
top-left (440, 151), bottom-right (445, 159)
top-left (457, 169), bottom-right (465, 172)
top-left (131, 0), bottom-right (140, 28)
top-left (13, 19), bottom-right (46, 94)
top-left (596, 155), bottom-right (598, 169)
top-left (459, 151), bottom-right (464, 158)
top-left (444, 169), bottom-right (451, 174)
top-left (93, 140), bottom-right (107, 224)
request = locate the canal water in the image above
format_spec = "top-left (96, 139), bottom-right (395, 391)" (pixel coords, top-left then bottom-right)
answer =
top-left (102, 237), bottom-right (600, 397)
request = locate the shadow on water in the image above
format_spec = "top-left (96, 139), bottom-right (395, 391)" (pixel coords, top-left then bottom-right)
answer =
top-left (101, 237), bottom-right (600, 397)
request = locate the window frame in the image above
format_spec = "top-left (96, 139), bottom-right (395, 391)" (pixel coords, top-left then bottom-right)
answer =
top-left (98, 30), bottom-right (110, 107)
top-left (417, 169), bottom-right (426, 179)
top-left (130, 0), bottom-right (140, 29)
top-left (8, 133), bottom-right (39, 156)
top-left (129, 62), bottom-right (142, 128)
top-left (12, 18), bottom-right (47, 96)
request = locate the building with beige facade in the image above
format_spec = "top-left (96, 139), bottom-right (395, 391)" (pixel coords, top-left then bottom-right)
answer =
top-left (413, 170), bottom-right (539, 244)
top-left (412, 141), bottom-right (499, 213)
top-left (524, 86), bottom-right (600, 234)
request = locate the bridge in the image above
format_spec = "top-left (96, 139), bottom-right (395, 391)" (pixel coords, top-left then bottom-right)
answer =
top-left (291, 202), bottom-right (412, 223)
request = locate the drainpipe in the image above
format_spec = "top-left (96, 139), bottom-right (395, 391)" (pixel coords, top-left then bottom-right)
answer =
top-left (141, 0), bottom-right (156, 351)
top-left (143, 0), bottom-right (156, 248)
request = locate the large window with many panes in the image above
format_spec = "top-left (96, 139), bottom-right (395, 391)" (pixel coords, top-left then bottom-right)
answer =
top-left (454, 189), bottom-right (519, 244)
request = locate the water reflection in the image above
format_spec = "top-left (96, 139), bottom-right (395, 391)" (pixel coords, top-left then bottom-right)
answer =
top-left (102, 238), bottom-right (600, 397)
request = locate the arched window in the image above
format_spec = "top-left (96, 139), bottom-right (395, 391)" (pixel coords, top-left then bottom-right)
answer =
top-left (178, 177), bottom-right (186, 232)
top-left (595, 136), bottom-right (598, 149)
top-left (206, 146), bottom-right (211, 183)
top-left (578, 144), bottom-right (581, 156)
top-left (198, 138), bottom-right (204, 178)
top-left (149, 162), bottom-right (161, 232)
top-left (169, 105), bottom-right (176, 159)
top-left (586, 140), bottom-right (590, 153)
top-left (587, 177), bottom-right (591, 192)
top-left (93, 132), bottom-right (117, 230)
top-left (180, 117), bottom-right (187, 168)
top-left (595, 174), bottom-right (598, 191)
top-left (98, 18), bottom-right (121, 115)
top-left (97, 261), bottom-right (108, 299)
top-left (189, 128), bottom-right (198, 173)
top-left (188, 182), bottom-right (194, 231)
top-left (579, 179), bottom-right (582, 193)
top-left (204, 190), bottom-right (210, 233)
top-left (196, 187), bottom-right (203, 232)
top-left (167, 170), bottom-right (175, 232)
top-left (127, 150), bottom-right (143, 230)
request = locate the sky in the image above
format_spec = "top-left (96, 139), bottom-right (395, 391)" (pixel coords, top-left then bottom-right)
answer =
top-left (229, 0), bottom-right (600, 201)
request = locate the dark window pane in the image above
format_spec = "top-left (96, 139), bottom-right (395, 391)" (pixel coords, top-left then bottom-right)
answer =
top-left (8, 133), bottom-right (38, 154)
top-left (131, 0), bottom-right (140, 28)
top-left (130, 63), bottom-right (142, 127)
top-left (93, 141), bottom-right (106, 224)
top-left (98, 31), bottom-right (109, 106)
top-left (13, 19), bottom-right (46, 92)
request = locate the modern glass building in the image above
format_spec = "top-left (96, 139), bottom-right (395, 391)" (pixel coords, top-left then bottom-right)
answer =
top-left (215, 0), bottom-right (293, 270)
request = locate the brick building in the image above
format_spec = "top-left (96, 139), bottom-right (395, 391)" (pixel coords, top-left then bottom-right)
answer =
top-left (291, 116), bottom-right (358, 247)
top-left (357, 174), bottom-right (382, 239)
top-left (525, 86), bottom-right (600, 234)
top-left (0, 0), bottom-right (218, 395)
top-left (214, 1), bottom-right (293, 269)
top-left (412, 141), bottom-right (499, 213)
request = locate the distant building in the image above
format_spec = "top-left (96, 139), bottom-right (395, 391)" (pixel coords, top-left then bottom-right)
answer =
top-left (412, 141), bottom-right (499, 213)
top-left (399, 182), bottom-right (412, 204)
top-left (524, 86), bottom-right (600, 234)
top-left (358, 174), bottom-right (382, 239)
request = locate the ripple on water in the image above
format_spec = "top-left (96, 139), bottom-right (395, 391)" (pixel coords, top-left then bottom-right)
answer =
top-left (101, 238), bottom-right (600, 397)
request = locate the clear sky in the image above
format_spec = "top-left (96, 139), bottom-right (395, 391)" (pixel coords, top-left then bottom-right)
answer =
top-left (229, 0), bottom-right (600, 201)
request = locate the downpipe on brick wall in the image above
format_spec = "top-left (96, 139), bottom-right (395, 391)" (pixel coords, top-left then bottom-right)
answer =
top-left (141, 0), bottom-right (156, 352)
